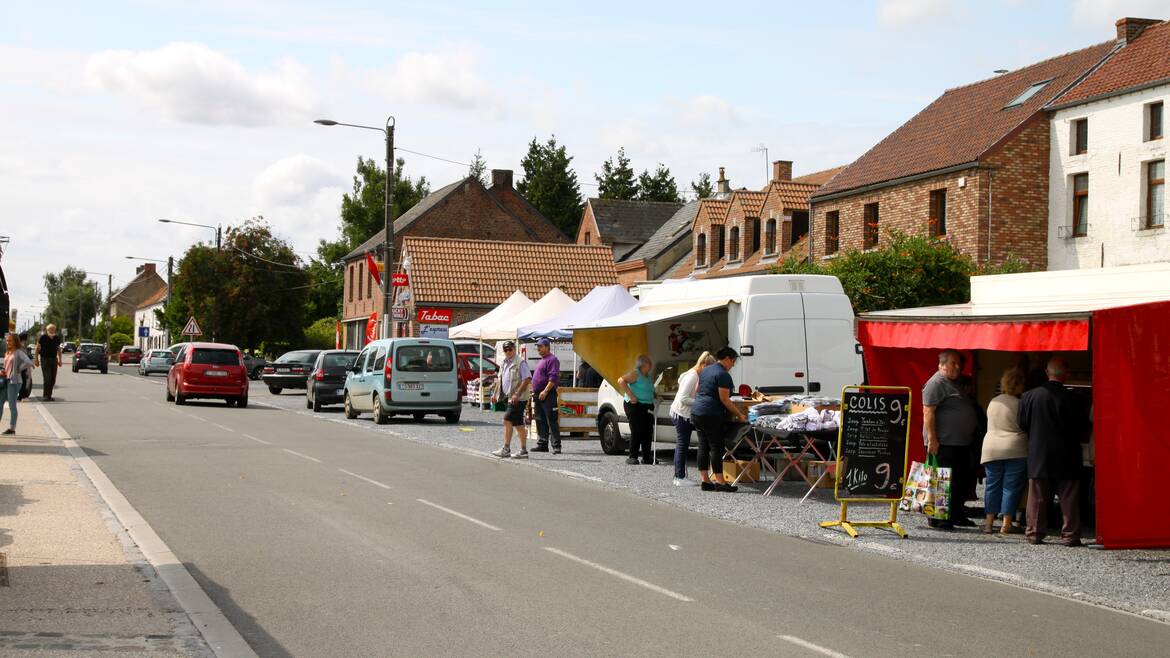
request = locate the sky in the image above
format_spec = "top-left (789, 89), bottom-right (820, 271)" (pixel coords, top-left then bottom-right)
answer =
top-left (1, 0), bottom-right (1165, 329)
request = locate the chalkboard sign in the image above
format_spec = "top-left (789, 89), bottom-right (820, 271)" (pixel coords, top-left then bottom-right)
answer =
top-left (834, 386), bottom-right (911, 501)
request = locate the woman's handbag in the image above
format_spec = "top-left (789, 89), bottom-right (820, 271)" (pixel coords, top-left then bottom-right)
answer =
top-left (899, 455), bottom-right (952, 521)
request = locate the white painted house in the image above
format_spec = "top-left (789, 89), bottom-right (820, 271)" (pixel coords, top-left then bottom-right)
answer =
top-left (1047, 17), bottom-right (1168, 270)
top-left (134, 287), bottom-right (169, 351)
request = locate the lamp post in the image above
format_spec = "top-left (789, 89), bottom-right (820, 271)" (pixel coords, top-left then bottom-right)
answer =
top-left (84, 271), bottom-right (112, 342)
top-left (158, 218), bottom-right (221, 249)
top-left (126, 255), bottom-right (173, 347)
top-left (315, 116), bottom-right (396, 340)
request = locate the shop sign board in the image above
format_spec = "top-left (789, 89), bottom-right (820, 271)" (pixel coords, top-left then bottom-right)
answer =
top-left (417, 308), bottom-right (452, 325)
top-left (391, 273), bottom-right (409, 287)
top-left (392, 306), bottom-right (408, 321)
top-left (418, 323), bottom-right (449, 339)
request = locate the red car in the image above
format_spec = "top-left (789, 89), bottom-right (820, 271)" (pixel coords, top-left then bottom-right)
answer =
top-left (457, 353), bottom-right (498, 395)
top-left (166, 342), bottom-right (250, 407)
top-left (117, 346), bottom-right (143, 364)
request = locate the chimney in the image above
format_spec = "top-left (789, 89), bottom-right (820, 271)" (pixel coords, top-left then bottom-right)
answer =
top-left (136, 263), bottom-right (156, 276)
top-left (716, 167), bottom-right (732, 198)
top-left (771, 160), bottom-right (793, 183)
top-left (491, 169), bottom-right (513, 189)
top-left (1116, 17), bottom-right (1160, 44)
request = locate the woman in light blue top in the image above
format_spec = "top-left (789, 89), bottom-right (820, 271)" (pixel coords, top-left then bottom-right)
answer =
top-left (617, 355), bottom-right (655, 465)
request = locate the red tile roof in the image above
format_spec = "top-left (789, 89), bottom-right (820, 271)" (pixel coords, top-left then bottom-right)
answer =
top-left (135, 286), bottom-right (168, 310)
top-left (731, 191), bottom-right (766, 216)
top-left (1057, 20), bottom-right (1170, 105)
top-left (815, 41), bottom-right (1116, 197)
top-left (694, 198), bottom-right (731, 226)
top-left (761, 180), bottom-right (820, 212)
top-left (792, 166), bottom-right (846, 186)
top-left (401, 237), bottom-right (618, 305)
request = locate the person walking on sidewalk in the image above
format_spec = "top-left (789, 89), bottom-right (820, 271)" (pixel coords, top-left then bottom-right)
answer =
top-left (491, 341), bottom-right (531, 459)
top-left (617, 354), bottom-right (656, 466)
top-left (2, 333), bottom-right (34, 434)
top-left (1018, 356), bottom-right (1091, 546)
top-left (922, 349), bottom-right (979, 530)
top-left (36, 323), bottom-right (62, 401)
top-left (669, 351), bottom-right (714, 485)
top-left (691, 347), bottom-right (746, 492)
top-left (530, 338), bottom-right (561, 454)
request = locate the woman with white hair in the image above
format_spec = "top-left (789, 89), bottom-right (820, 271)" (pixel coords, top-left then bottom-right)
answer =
top-left (617, 354), bottom-right (656, 465)
top-left (669, 351), bottom-right (715, 486)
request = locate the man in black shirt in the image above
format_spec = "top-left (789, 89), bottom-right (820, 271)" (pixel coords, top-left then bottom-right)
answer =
top-left (36, 324), bottom-right (63, 401)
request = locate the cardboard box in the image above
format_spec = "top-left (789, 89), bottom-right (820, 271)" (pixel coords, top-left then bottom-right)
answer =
top-left (804, 460), bottom-right (837, 488)
top-left (723, 459), bottom-right (760, 483)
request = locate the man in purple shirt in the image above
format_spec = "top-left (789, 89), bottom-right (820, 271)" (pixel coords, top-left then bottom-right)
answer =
top-left (530, 338), bottom-right (561, 453)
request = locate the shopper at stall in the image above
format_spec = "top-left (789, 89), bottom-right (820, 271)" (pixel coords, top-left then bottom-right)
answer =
top-left (1018, 356), bottom-right (1091, 546)
top-left (530, 338), bottom-right (561, 454)
top-left (691, 347), bottom-right (747, 493)
top-left (617, 355), bottom-right (656, 465)
top-left (981, 368), bottom-right (1028, 534)
top-left (490, 341), bottom-right (531, 460)
top-left (669, 352), bottom-right (715, 485)
top-left (922, 349), bottom-right (978, 529)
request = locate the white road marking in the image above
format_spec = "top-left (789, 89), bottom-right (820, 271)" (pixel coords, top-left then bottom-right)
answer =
top-left (282, 448), bottom-right (321, 463)
top-left (542, 547), bottom-right (693, 602)
top-left (954, 564), bottom-right (1020, 582)
top-left (210, 422), bottom-right (234, 433)
top-left (778, 635), bottom-right (850, 658)
top-left (242, 434), bottom-right (271, 445)
top-left (339, 469), bottom-right (392, 490)
top-left (416, 498), bottom-right (502, 531)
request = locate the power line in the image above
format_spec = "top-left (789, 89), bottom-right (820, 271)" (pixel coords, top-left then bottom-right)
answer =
top-left (229, 245), bottom-right (303, 270)
top-left (398, 147), bottom-right (469, 168)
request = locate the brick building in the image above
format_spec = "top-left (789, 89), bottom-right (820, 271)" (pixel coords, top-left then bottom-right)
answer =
top-left (109, 263), bottom-right (168, 319)
top-left (611, 201), bottom-right (700, 287)
top-left (574, 198), bottom-right (684, 261)
top-left (341, 170), bottom-right (567, 345)
top-left (809, 40), bottom-right (1117, 270)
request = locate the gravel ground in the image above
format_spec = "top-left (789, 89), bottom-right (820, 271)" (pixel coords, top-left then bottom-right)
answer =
top-left (259, 391), bottom-right (1170, 622)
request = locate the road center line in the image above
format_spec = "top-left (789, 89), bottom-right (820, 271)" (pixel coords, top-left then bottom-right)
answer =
top-left (542, 547), bottom-right (693, 602)
top-left (416, 499), bottom-right (501, 531)
top-left (210, 422), bottom-right (234, 433)
top-left (778, 635), bottom-right (850, 658)
top-left (339, 469), bottom-right (392, 490)
top-left (282, 448), bottom-right (321, 463)
top-left (241, 434), bottom-right (271, 445)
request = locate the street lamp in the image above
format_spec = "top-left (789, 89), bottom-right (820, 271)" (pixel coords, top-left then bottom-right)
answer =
top-left (315, 115), bottom-right (396, 340)
top-left (83, 270), bottom-right (112, 341)
top-left (127, 255), bottom-right (173, 346)
top-left (158, 218), bottom-right (221, 250)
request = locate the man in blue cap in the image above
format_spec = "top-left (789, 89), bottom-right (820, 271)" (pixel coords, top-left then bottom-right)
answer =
top-left (530, 337), bottom-right (561, 453)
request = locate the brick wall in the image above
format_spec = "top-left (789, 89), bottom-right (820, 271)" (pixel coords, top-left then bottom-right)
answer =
top-left (575, 205), bottom-right (602, 245)
top-left (982, 115), bottom-right (1050, 269)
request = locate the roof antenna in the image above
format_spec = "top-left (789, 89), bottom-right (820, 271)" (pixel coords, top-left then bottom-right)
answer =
top-left (751, 144), bottom-right (769, 186)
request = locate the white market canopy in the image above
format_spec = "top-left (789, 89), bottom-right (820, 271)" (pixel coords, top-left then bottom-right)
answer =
top-left (518, 284), bottom-right (639, 340)
top-left (506, 288), bottom-right (577, 339)
top-left (448, 290), bottom-right (533, 341)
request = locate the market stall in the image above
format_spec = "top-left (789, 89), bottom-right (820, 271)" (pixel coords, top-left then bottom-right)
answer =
top-left (856, 264), bottom-right (1170, 549)
top-left (449, 289), bottom-right (533, 401)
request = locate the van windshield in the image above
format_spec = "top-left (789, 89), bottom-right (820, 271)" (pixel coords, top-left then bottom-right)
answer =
top-left (395, 345), bottom-right (454, 372)
top-left (191, 349), bottom-right (240, 366)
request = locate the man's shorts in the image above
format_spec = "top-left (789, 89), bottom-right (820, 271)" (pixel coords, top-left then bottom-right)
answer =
top-left (504, 400), bottom-right (527, 425)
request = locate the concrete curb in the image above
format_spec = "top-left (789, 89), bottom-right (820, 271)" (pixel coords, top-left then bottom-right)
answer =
top-left (35, 402), bottom-right (258, 658)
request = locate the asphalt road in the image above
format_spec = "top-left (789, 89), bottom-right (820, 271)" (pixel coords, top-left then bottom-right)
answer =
top-left (41, 362), bottom-right (1170, 657)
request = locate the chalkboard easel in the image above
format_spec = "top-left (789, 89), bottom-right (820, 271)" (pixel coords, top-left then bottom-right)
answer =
top-left (819, 385), bottom-right (912, 539)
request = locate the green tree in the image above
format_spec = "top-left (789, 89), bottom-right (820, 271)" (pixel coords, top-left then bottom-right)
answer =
top-left (517, 135), bottom-right (583, 237)
top-left (303, 317), bottom-right (338, 349)
top-left (108, 332), bottom-right (133, 353)
top-left (637, 163), bottom-right (682, 202)
top-left (690, 172), bottom-right (714, 200)
top-left (338, 156), bottom-right (430, 249)
top-left (162, 218), bottom-right (309, 349)
top-left (95, 315), bottom-right (134, 343)
top-left (42, 266), bottom-right (103, 340)
top-left (469, 148), bottom-right (488, 185)
top-left (594, 147), bottom-right (638, 200)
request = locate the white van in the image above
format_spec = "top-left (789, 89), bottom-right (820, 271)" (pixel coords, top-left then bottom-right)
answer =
top-left (572, 275), bottom-right (863, 454)
top-left (343, 338), bottom-right (462, 424)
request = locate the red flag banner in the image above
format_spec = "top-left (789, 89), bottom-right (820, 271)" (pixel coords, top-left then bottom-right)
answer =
top-left (335, 320), bottom-right (341, 349)
top-left (366, 252), bottom-right (382, 286)
top-left (365, 311), bottom-right (379, 343)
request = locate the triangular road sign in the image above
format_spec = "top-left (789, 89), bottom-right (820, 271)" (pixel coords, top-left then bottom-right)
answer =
top-left (181, 316), bottom-right (203, 336)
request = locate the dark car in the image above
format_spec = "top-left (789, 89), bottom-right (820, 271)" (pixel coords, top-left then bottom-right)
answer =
top-left (261, 350), bottom-right (321, 394)
top-left (117, 346), bottom-right (143, 365)
top-left (242, 353), bottom-right (267, 380)
top-left (72, 343), bottom-right (108, 373)
top-left (166, 342), bottom-right (249, 407)
top-left (306, 350), bottom-right (359, 412)
top-left (62, 342), bottom-right (76, 353)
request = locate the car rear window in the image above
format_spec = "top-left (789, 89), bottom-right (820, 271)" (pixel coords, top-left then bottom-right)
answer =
top-left (191, 349), bottom-right (240, 366)
top-left (323, 353), bottom-right (358, 368)
top-left (276, 351), bottom-right (318, 364)
top-left (395, 345), bottom-right (454, 372)
top-left (80, 344), bottom-right (104, 353)
top-left (123, 347), bottom-right (142, 353)
top-left (150, 350), bottom-right (171, 358)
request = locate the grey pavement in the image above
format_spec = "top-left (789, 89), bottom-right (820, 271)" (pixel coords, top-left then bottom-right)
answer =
top-left (35, 363), bottom-right (1170, 656)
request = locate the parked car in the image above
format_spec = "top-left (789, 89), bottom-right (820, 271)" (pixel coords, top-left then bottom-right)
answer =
top-left (167, 342), bottom-right (191, 358)
top-left (306, 350), bottom-right (360, 412)
top-left (343, 338), bottom-right (461, 424)
top-left (452, 340), bottom-right (496, 361)
top-left (261, 350), bottom-right (321, 394)
top-left (138, 349), bottom-right (174, 376)
top-left (242, 352), bottom-right (267, 380)
top-left (456, 353), bottom-right (498, 396)
top-left (117, 346), bottom-right (143, 365)
top-left (72, 343), bottom-right (108, 374)
top-left (62, 342), bottom-right (76, 353)
top-left (166, 342), bottom-right (249, 407)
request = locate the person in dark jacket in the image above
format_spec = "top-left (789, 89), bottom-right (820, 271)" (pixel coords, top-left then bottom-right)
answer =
top-left (1017, 356), bottom-right (1091, 546)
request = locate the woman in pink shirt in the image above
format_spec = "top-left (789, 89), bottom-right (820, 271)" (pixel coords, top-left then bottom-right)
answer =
top-left (2, 333), bottom-right (34, 434)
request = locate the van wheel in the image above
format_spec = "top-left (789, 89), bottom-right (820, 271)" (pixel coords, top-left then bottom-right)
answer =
top-left (599, 411), bottom-right (626, 455)
top-left (412, 412), bottom-right (426, 421)
top-left (443, 411), bottom-right (460, 424)
top-left (343, 393), bottom-right (358, 419)
top-left (373, 396), bottom-right (389, 425)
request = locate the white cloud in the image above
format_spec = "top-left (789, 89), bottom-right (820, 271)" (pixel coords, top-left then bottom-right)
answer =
top-left (678, 94), bottom-right (740, 127)
top-left (252, 154), bottom-right (344, 207)
top-left (85, 42), bottom-right (320, 126)
top-left (878, 0), bottom-right (949, 28)
top-left (364, 46), bottom-right (497, 113)
top-left (1072, 0), bottom-right (1166, 26)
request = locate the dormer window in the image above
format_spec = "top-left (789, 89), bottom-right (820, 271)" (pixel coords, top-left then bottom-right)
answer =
top-left (696, 233), bottom-right (707, 267)
top-left (729, 226), bottom-right (740, 261)
top-left (1004, 78), bottom-right (1053, 109)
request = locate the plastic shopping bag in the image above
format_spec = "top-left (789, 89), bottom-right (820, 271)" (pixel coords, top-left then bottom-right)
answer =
top-left (898, 455), bottom-right (951, 521)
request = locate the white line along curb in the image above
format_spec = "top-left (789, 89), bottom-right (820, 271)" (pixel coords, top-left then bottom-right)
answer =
top-left (36, 403), bottom-right (257, 658)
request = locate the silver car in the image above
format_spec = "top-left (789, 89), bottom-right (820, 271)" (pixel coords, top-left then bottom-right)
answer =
top-left (138, 349), bottom-right (175, 376)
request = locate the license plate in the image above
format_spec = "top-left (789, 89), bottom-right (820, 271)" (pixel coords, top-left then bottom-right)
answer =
top-left (206, 370), bottom-right (227, 377)
top-left (335, 389), bottom-right (344, 395)
top-left (399, 382), bottom-right (423, 390)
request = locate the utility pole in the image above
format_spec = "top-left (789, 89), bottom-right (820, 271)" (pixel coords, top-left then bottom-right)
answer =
top-left (166, 256), bottom-right (173, 346)
top-left (383, 117), bottom-right (395, 339)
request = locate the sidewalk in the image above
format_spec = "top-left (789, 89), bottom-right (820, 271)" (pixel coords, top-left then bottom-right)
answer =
top-left (0, 400), bottom-right (210, 657)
